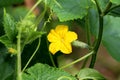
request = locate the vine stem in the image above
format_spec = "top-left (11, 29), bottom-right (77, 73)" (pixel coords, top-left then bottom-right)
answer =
top-left (89, 15), bottom-right (103, 68)
top-left (17, 27), bottom-right (22, 80)
top-left (89, 1), bottom-right (112, 68)
top-left (60, 51), bottom-right (94, 69)
top-left (49, 52), bottom-right (56, 67)
top-left (22, 38), bottom-right (41, 72)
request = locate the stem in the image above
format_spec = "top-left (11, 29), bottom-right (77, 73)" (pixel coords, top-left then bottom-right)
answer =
top-left (89, 15), bottom-right (103, 68)
top-left (41, 10), bottom-right (53, 31)
top-left (49, 52), bottom-right (56, 67)
top-left (46, 39), bottom-right (56, 67)
top-left (40, 1), bottom-right (55, 67)
top-left (17, 27), bottom-right (22, 80)
top-left (104, 2), bottom-right (112, 15)
top-left (53, 0), bottom-right (62, 8)
top-left (16, 0), bottom-right (42, 78)
top-left (94, 0), bottom-right (102, 14)
top-left (35, 9), bottom-right (46, 28)
top-left (25, 0), bottom-right (42, 18)
top-left (60, 51), bottom-right (94, 69)
top-left (89, 0), bottom-right (103, 68)
top-left (22, 38), bottom-right (41, 72)
top-left (89, 0), bottom-right (112, 68)
top-left (81, 14), bottom-right (91, 68)
top-left (81, 57), bottom-right (89, 69)
top-left (85, 14), bottom-right (91, 46)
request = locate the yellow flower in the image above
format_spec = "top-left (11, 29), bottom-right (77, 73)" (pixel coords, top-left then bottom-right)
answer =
top-left (47, 25), bottom-right (78, 54)
top-left (8, 48), bottom-right (17, 54)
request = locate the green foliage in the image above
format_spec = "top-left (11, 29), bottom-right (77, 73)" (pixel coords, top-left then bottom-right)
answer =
top-left (77, 68), bottom-right (106, 80)
top-left (0, 9), bottom-right (17, 50)
top-left (90, 13), bottom-right (120, 61)
top-left (3, 9), bottom-right (17, 41)
top-left (0, 35), bottom-right (16, 48)
top-left (18, 14), bottom-right (45, 46)
top-left (0, 0), bottom-right (24, 7)
top-left (109, 6), bottom-right (120, 17)
top-left (0, 0), bottom-right (120, 80)
top-left (8, 7), bottom-right (29, 21)
top-left (1, 10), bottom-right (45, 50)
top-left (0, 61), bottom-right (14, 80)
top-left (88, 6), bottom-right (99, 36)
top-left (110, 0), bottom-right (120, 4)
top-left (97, 0), bottom-right (109, 10)
top-left (102, 15), bottom-right (120, 61)
top-left (44, 0), bottom-right (91, 22)
top-left (22, 63), bottom-right (77, 80)
top-left (0, 48), bottom-right (14, 80)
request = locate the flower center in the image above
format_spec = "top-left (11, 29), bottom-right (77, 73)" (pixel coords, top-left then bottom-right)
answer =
top-left (60, 35), bottom-right (65, 43)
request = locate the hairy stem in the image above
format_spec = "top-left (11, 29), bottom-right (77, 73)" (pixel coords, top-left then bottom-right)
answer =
top-left (17, 27), bottom-right (22, 80)
top-left (17, 1), bottom-right (44, 78)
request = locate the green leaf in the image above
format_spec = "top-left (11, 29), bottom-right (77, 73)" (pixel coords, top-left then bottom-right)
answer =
top-left (44, 0), bottom-right (91, 22)
top-left (88, 7), bottom-right (99, 36)
top-left (3, 10), bottom-right (17, 41)
top-left (89, 13), bottom-right (120, 61)
top-left (110, 0), bottom-right (120, 5)
top-left (0, 62), bottom-right (14, 80)
top-left (102, 15), bottom-right (120, 61)
top-left (0, 35), bottom-right (15, 48)
top-left (97, 0), bottom-right (109, 10)
top-left (0, 49), bottom-right (14, 80)
top-left (22, 63), bottom-right (77, 80)
top-left (109, 6), bottom-right (120, 17)
top-left (0, 0), bottom-right (24, 7)
top-left (77, 68), bottom-right (106, 80)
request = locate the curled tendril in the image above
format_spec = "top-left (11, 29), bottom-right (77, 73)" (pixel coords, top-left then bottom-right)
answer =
top-left (57, 76), bottom-right (72, 80)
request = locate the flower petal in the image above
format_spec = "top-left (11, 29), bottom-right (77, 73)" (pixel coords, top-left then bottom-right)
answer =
top-left (55, 25), bottom-right (68, 37)
top-left (60, 42), bottom-right (72, 54)
top-left (65, 31), bottom-right (78, 42)
top-left (49, 42), bottom-right (61, 54)
top-left (47, 29), bottom-right (60, 42)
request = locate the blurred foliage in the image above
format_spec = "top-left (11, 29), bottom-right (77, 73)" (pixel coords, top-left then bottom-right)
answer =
top-left (0, 0), bottom-right (120, 80)
top-left (44, 0), bottom-right (92, 22)
top-left (22, 63), bottom-right (77, 80)
top-left (77, 68), bottom-right (106, 80)
top-left (0, 0), bottom-right (24, 7)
